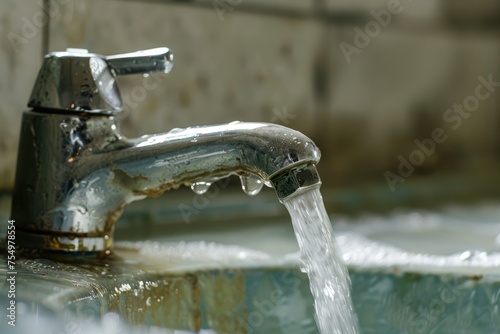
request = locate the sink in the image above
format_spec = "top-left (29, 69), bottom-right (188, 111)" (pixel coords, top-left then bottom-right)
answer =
top-left (0, 237), bottom-right (317, 333)
top-left (2, 193), bottom-right (500, 333)
top-left (336, 206), bottom-right (500, 333)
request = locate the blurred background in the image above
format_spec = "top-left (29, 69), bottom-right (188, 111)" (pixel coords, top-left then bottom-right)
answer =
top-left (1, 0), bottom-right (500, 217)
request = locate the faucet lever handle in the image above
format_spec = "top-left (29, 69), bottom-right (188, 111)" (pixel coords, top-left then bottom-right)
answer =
top-left (105, 47), bottom-right (174, 76)
top-left (28, 47), bottom-right (174, 115)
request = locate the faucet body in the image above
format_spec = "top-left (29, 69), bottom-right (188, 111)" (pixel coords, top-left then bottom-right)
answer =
top-left (11, 48), bottom-right (321, 255)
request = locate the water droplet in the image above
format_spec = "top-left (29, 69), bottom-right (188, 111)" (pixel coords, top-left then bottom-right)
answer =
top-left (168, 127), bottom-right (185, 134)
top-left (240, 174), bottom-right (263, 196)
top-left (263, 180), bottom-right (273, 188)
top-left (191, 181), bottom-right (212, 195)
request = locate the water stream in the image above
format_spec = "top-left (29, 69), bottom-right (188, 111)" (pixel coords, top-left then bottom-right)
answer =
top-left (283, 185), bottom-right (360, 334)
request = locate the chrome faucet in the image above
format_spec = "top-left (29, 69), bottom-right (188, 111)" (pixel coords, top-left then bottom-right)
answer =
top-left (10, 47), bottom-right (321, 256)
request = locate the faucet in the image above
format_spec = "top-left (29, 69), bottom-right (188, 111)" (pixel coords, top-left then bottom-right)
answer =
top-left (10, 47), bottom-right (321, 256)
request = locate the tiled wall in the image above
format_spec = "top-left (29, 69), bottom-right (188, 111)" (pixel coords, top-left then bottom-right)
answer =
top-left (0, 1), bottom-right (44, 190)
top-left (0, 0), bottom-right (499, 195)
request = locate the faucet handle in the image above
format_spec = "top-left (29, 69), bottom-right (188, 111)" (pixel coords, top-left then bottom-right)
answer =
top-left (28, 47), bottom-right (174, 115)
top-left (105, 47), bottom-right (174, 76)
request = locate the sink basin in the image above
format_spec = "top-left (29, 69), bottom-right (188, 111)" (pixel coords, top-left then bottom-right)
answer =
top-left (1, 193), bottom-right (500, 333)
top-left (335, 206), bottom-right (500, 333)
top-left (0, 240), bottom-right (318, 333)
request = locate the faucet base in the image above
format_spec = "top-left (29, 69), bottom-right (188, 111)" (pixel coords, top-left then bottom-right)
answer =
top-left (16, 229), bottom-right (113, 255)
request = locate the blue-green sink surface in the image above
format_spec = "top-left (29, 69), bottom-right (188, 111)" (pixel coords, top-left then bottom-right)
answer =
top-left (1, 197), bottom-right (500, 333)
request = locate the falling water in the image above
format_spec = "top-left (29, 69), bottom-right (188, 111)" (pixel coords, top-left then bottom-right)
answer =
top-left (282, 185), bottom-right (360, 334)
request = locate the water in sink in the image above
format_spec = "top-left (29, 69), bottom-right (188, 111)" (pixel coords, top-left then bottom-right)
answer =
top-left (283, 185), bottom-right (360, 334)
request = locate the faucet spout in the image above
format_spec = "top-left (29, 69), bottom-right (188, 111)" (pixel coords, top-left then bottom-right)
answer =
top-left (109, 121), bottom-right (321, 196)
top-left (12, 112), bottom-right (320, 255)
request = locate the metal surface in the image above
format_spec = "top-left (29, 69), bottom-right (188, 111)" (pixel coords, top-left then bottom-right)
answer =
top-left (11, 47), bottom-right (321, 254)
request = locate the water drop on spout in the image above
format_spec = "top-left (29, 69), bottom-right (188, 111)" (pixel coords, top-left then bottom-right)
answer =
top-left (168, 127), bottom-right (185, 134)
top-left (191, 181), bottom-right (211, 195)
top-left (240, 174), bottom-right (263, 196)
